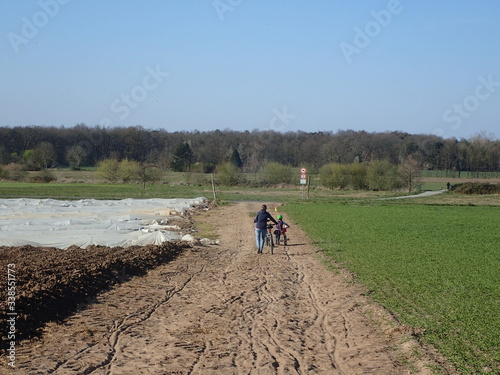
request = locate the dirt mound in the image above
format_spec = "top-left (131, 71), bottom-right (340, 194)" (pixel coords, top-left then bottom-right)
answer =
top-left (451, 182), bottom-right (500, 194)
top-left (0, 243), bottom-right (187, 344)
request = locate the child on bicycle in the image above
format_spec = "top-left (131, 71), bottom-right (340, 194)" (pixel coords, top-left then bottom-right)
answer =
top-left (274, 214), bottom-right (290, 245)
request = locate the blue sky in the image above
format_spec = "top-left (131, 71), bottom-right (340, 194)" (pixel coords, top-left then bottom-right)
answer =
top-left (1, 0), bottom-right (499, 140)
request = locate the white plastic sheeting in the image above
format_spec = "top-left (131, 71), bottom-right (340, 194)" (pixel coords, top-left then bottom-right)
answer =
top-left (0, 197), bottom-right (208, 249)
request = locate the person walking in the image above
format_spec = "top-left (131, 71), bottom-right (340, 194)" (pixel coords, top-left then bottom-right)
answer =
top-left (254, 204), bottom-right (277, 254)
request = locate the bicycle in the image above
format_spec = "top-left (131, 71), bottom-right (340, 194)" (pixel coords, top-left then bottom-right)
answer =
top-left (265, 224), bottom-right (275, 254)
top-left (275, 224), bottom-right (289, 246)
top-left (282, 231), bottom-right (288, 246)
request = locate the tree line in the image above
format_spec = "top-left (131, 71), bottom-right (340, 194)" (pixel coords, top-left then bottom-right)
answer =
top-left (0, 124), bottom-right (498, 176)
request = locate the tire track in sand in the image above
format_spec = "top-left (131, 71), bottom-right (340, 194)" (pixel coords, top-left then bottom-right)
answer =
top-left (46, 266), bottom-right (205, 374)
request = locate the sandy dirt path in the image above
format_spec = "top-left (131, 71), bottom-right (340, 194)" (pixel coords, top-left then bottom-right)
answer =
top-left (7, 202), bottom-right (447, 374)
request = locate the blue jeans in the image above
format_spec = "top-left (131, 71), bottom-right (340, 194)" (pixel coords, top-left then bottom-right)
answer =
top-left (255, 228), bottom-right (266, 252)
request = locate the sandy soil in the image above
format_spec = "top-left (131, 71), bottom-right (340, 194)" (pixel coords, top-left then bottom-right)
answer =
top-left (1, 202), bottom-right (453, 374)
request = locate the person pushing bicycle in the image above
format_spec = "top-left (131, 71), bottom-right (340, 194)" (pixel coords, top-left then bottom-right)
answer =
top-left (254, 204), bottom-right (277, 254)
top-left (274, 214), bottom-right (290, 245)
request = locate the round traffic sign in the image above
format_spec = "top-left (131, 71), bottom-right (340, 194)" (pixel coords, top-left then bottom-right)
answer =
top-left (300, 168), bottom-right (307, 174)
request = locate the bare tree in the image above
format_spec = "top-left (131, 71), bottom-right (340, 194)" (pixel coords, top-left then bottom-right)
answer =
top-left (400, 156), bottom-right (422, 193)
top-left (138, 164), bottom-right (163, 189)
top-left (32, 141), bottom-right (56, 169)
top-left (66, 144), bottom-right (88, 169)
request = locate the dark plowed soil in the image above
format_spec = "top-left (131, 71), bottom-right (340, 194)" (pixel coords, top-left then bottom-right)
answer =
top-left (0, 243), bottom-right (187, 344)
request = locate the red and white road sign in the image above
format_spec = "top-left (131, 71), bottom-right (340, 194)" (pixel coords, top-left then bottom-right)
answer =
top-left (300, 167), bottom-right (307, 184)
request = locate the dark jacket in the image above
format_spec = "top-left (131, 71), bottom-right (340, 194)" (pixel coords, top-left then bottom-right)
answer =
top-left (254, 210), bottom-right (277, 229)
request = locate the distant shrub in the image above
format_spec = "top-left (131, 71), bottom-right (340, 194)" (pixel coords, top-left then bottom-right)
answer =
top-left (319, 163), bottom-right (349, 189)
top-left (30, 169), bottom-right (56, 183)
top-left (97, 159), bottom-right (120, 182)
top-left (119, 159), bottom-right (140, 183)
top-left (348, 163), bottom-right (369, 190)
top-left (260, 162), bottom-right (293, 185)
top-left (367, 160), bottom-right (402, 191)
top-left (0, 165), bottom-right (9, 180)
top-left (3, 163), bottom-right (26, 181)
top-left (319, 163), bottom-right (368, 190)
top-left (452, 183), bottom-right (500, 195)
top-left (216, 162), bottom-right (243, 186)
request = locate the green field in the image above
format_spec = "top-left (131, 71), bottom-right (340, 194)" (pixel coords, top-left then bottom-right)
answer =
top-left (0, 181), bottom-right (209, 200)
top-left (285, 202), bottom-right (499, 374)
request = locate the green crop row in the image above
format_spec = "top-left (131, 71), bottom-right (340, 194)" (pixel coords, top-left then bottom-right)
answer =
top-left (285, 202), bottom-right (499, 374)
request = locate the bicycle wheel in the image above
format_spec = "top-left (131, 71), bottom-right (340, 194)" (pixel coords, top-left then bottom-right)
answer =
top-left (283, 234), bottom-right (288, 246)
top-left (269, 235), bottom-right (274, 254)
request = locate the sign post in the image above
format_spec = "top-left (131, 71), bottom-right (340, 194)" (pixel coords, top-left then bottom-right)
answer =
top-left (300, 168), bottom-right (307, 199)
